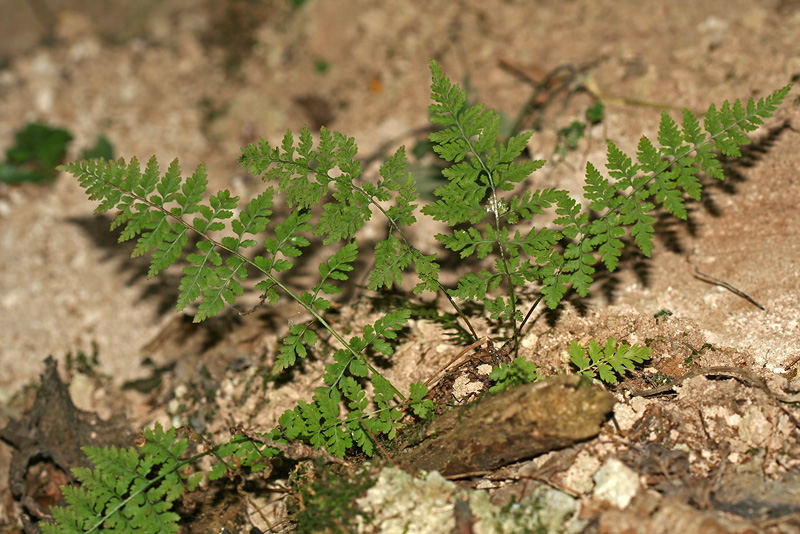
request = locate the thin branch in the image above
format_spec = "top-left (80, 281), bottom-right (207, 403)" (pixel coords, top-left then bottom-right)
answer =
top-left (692, 267), bottom-right (765, 310)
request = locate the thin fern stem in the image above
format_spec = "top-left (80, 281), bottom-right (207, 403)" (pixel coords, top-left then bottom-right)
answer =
top-left (441, 94), bottom-right (520, 341)
top-left (339, 176), bottom-right (481, 341)
top-left (516, 291), bottom-right (546, 338)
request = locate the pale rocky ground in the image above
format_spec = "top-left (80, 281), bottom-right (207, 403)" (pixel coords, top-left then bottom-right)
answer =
top-left (1, 0), bottom-right (799, 532)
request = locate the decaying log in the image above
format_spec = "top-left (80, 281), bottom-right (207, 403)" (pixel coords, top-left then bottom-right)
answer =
top-left (396, 374), bottom-right (614, 477)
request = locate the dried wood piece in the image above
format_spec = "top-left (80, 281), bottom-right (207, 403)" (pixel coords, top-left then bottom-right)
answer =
top-left (397, 374), bottom-right (614, 477)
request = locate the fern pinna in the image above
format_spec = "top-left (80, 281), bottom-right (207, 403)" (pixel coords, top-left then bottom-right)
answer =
top-left (50, 60), bottom-right (790, 532)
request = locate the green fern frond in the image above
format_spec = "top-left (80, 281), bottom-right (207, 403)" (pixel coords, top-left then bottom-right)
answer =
top-left (569, 337), bottom-right (652, 384)
top-left (42, 424), bottom-right (280, 534)
top-left (62, 157), bottom-right (275, 322)
top-left (542, 83), bottom-right (791, 307)
top-left (421, 61), bottom-right (789, 323)
top-left (239, 123), bottom-right (446, 295)
top-left (273, 241), bottom-right (357, 372)
top-left (278, 308), bottom-right (411, 457)
top-left (66, 127), bottom-right (435, 462)
top-left (240, 126), bottom-right (370, 245)
top-left (425, 60), bottom-right (550, 328)
top-left (41, 424), bottom-right (193, 534)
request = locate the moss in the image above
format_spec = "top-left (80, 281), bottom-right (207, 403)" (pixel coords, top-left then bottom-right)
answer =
top-left (355, 467), bottom-right (585, 534)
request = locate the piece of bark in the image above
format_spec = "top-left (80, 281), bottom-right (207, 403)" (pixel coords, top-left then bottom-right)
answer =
top-left (396, 374), bottom-right (614, 477)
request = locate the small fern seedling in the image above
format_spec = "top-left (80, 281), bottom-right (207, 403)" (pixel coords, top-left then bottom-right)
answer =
top-left (488, 356), bottom-right (541, 393)
top-left (49, 59), bottom-right (791, 533)
top-left (569, 337), bottom-right (652, 384)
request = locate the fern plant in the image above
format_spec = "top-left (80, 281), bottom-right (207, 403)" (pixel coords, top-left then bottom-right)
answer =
top-left (46, 60), bottom-right (791, 532)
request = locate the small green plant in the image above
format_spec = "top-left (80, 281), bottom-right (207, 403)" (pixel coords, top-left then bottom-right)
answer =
top-left (569, 337), bottom-right (652, 384)
top-left (64, 343), bottom-right (101, 377)
top-left (0, 122), bottom-right (113, 184)
top-left (586, 100), bottom-right (606, 124)
top-left (653, 308), bottom-right (673, 320)
top-left (553, 101), bottom-right (605, 158)
top-left (82, 134), bottom-right (115, 161)
top-left (45, 60), bottom-right (790, 532)
top-left (555, 120), bottom-right (587, 157)
top-left (489, 357), bottom-right (541, 393)
top-left (314, 58), bottom-right (330, 74)
top-left (1, 122), bottom-right (72, 183)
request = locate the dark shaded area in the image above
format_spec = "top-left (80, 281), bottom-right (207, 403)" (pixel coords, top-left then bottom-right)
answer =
top-left (622, 414), bottom-right (800, 523)
top-left (710, 119), bottom-right (792, 198)
top-left (200, 0), bottom-right (284, 74)
top-left (66, 214), bottom-right (184, 315)
top-left (177, 475), bottom-right (252, 534)
top-left (0, 358), bottom-right (133, 533)
top-left (711, 471), bottom-right (800, 520)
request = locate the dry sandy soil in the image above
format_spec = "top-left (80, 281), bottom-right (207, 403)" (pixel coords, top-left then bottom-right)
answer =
top-left (1, 0), bottom-right (800, 533)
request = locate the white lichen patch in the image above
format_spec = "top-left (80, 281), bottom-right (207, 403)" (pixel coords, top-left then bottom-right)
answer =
top-left (738, 405), bottom-right (772, 447)
top-left (553, 449), bottom-right (603, 495)
top-left (355, 467), bottom-right (582, 534)
top-left (451, 364), bottom-right (492, 402)
top-left (477, 363), bottom-right (493, 375)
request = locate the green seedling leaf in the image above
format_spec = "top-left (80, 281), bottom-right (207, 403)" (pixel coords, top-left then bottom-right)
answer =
top-left (3, 122), bottom-right (72, 183)
top-left (569, 337), bottom-right (652, 384)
